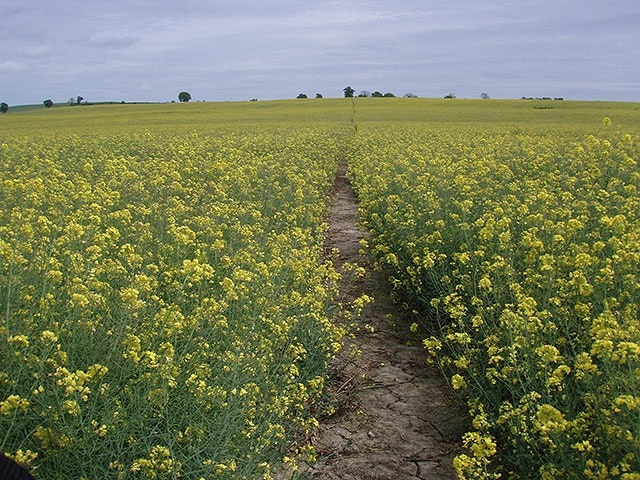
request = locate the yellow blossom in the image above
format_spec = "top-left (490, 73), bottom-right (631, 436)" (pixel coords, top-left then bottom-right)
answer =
top-left (451, 374), bottom-right (465, 390)
top-left (0, 394), bottom-right (30, 415)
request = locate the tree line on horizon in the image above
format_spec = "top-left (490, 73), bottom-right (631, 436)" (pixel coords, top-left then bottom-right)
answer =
top-left (296, 86), bottom-right (417, 99)
top-left (0, 89), bottom-right (573, 113)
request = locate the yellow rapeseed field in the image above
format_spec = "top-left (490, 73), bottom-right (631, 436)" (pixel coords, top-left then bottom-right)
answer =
top-left (347, 115), bottom-right (640, 478)
top-left (1, 103), bottom-right (353, 478)
top-left (2, 98), bottom-right (640, 478)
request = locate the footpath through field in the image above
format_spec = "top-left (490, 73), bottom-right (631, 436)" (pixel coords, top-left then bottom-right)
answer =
top-left (304, 157), bottom-right (468, 479)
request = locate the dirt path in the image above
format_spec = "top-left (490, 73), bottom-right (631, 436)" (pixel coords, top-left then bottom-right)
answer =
top-left (304, 158), bottom-right (469, 479)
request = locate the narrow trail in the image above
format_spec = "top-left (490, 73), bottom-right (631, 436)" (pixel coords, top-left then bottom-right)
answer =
top-left (306, 157), bottom-right (469, 480)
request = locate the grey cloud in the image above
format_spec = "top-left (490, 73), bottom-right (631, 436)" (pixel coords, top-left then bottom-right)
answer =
top-left (1, 0), bottom-right (639, 104)
top-left (85, 36), bottom-right (139, 50)
top-left (0, 60), bottom-right (26, 72)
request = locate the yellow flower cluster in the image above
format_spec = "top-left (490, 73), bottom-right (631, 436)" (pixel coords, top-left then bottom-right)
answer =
top-left (1, 125), bottom-right (349, 477)
top-left (348, 124), bottom-right (640, 478)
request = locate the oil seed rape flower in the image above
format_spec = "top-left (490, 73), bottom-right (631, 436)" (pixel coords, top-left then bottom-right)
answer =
top-left (547, 365), bottom-right (571, 390)
top-left (7, 335), bottom-right (30, 348)
top-left (535, 344), bottom-right (563, 364)
top-left (39, 330), bottom-right (58, 343)
top-left (612, 394), bottom-right (640, 413)
top-left (453, 432), bottom-right (500, 480)
top-left (572, 440), bottom-right (594, 452)
top-left (8, 450), bottom-right (39, 470)
top-left (119, 287), bottom-right (141, 306)
top-left (220, 277), bottom-right (237, 299)
top-left (208, 459), bottom-right (237, 474)
top-left (130, 445), bottom-right (180, 478)
top-left (169, 224), bottom-right (197, 246)
top-left (34, 426), bottom-right (71, 449)
top-left (351, 293), bottom-right (373, 316)
top-left (0, 395), bottom-right (30, 415)
top-left (468, 432), bottom-right (497, 459)
top-left (535, 404), bottom-right (568, 434)
top-left (123, 334), bottom-right (142, 364)
top-left (451, 374), bottom-right (465, 390)
top-left (91, 420), bottom-right (109, 438)
top-left (478, 276), bottom-right (492, 292)
top-left (471, 315), bottom-right (484, 328)
top-left (574, 352), bottom-right (599, 379)
top-left (62, 399), bottom-right (80, 416)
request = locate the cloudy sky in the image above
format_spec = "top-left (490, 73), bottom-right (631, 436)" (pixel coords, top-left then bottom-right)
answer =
top-left (1, 0), bottom-right (639, 105)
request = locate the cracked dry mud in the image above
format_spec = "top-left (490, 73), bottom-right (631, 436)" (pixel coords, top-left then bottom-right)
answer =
top-left (304, 158), bottom-right (469, 480)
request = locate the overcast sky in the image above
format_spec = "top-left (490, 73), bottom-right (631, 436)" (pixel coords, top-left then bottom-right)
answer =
top-left (1, 0), bottom-right (639, 105)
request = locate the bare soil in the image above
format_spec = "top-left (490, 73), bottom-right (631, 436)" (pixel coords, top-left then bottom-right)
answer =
top-left (303, 158), bottom-right (469, 479)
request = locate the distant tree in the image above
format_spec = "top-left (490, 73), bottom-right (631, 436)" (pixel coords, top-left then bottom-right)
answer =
top-left (178, 91), bottom-right (191, 102)
top-left (315, 93), bottom-right (323, 99)
top-left (371, 91), bottom-right (383, 97)
top-left (444, 93), bottom-right (456, 99)
top-left (69, 97), bottom-right (76, 105)
top-left (0, 102), bottom-right (8, 113)
top-left (403, 92), bottom-right (417, 98)
top-left (383, 92), bottom-right (395, 97)
top-left (297, 93), bottom-right (308, 99)
top-left (44, 99), bottom-right (54, 108)
top-left (343, 86), bottom-right (355, 98)
top-left (77, 96), bottom-right (84, 104)
top-left (480, 92), bottom-right (490, 99)
top-left (358, 90), bottom-right (370, 97)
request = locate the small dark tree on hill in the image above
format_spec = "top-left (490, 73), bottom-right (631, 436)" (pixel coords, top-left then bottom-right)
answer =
top-left (0, 102), bottom-right (8, 113)
top-left (316, 93), bottom-right (323, 98)
top-left (343, 86), bottom-right (355, 98)
top-left (178, 91), bottom-right (191, 102)
top-left (297, 93), bottom-right (308, 99)
top-left (44, 99), bottom-right (54, 108)
top-left (77, 96), bottom-right (84, 104)
top-left (481, 92), bottom-right (490, 99)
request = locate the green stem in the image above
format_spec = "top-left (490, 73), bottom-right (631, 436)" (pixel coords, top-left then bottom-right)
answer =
top-left (5, 257), bottom-right (13, 333)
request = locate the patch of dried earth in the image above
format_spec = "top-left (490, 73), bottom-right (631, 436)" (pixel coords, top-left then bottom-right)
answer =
top-left (301, 157), bottom-right (469, 480)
